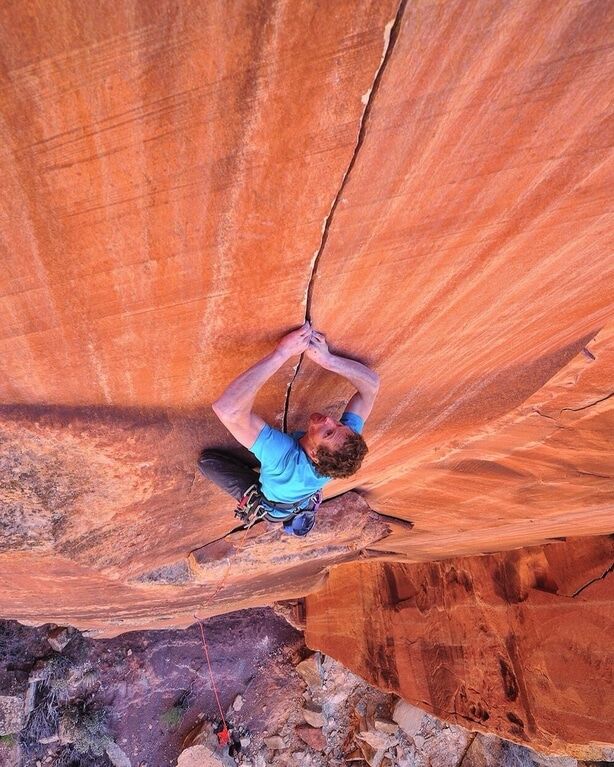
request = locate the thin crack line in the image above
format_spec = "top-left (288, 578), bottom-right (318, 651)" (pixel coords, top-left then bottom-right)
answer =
top-left (532, 408), bottom-right (558, 422)
top-left (457, 733), bottom-right (478, 767)
top-left (560, 391), bottom-right (614, 414)
top-left (571, 560), bottom-right (614, 598)
top-left (282, 361), bottom-right (301, 433)
top-left (282, 0), bottom-right (409, 433)
top-left (187, 522), bottom-right (252, 558)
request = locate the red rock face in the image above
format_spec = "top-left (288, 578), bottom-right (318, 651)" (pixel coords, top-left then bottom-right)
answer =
top-left (0, 0), bottom-right (399, 409)
top-left (286, 0), bottom-right (614, 556)
top-left (0, 0), bottom-right (613, 754)
top-left (305, 536), bottom-right (614, 757)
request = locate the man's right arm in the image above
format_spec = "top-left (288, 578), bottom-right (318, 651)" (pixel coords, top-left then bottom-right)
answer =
top-left (212, 349), bottom-right (283, 449)
top-left (306, 332), bottom-right (380, 421)
top-left (212, 322), bottom-right (312, 448)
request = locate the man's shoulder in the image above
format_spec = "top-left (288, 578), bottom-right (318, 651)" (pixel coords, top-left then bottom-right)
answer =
top-left (340, 410), bottom-right (365, 435)
top-left (250, 423), bottom-right (299, 464)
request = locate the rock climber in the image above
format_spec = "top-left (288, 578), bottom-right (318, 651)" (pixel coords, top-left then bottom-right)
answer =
top-left (198, 322), bottom-right (380, 536)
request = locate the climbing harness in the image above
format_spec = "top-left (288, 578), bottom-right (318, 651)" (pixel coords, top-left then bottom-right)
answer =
top-left (273, 490), bottom-right (322, 537)
top-left (234, 484), bottom-right (323, 537)
top-left (233, 483), bottom-right (267, 528)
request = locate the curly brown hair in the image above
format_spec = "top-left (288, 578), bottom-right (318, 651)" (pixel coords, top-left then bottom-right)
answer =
top-left (313, 431), bottom-right (368, 479)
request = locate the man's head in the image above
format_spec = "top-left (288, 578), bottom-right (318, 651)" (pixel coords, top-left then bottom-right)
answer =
top-left (302, 413), bottom-right (368, 479)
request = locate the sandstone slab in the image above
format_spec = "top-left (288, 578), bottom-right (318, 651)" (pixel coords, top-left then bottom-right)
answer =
top-left (301, 702), bottom-right (325, 728)
top-left (177, 744), bottom-right (227, 767)
top-left (295, 654), bottom-right (322, 690)
top-left (47, 626), bottom-right (74, 652)
top-left (392, 700), bottom-right (424, 738)
top-left (187, 492), bottom-right (389, 604)
top-left (295, 724), bottom-right (326, 751)
top-left (105, 741), bottom-right (132, 767)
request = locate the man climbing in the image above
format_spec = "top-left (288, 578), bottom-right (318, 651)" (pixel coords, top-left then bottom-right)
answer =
top-left (198, 322), bottom-right (380, 536)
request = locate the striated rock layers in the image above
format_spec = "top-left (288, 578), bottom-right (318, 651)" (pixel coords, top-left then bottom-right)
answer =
top-left (0, 0), bottom-right (612, 624)
top-left (0, 0), bottom-right (613, 756)
top-left (305, 535), bottom-right (614, 757)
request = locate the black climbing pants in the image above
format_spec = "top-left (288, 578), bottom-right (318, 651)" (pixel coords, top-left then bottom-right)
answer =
top-left (197, 449), bottom-right (260, 502)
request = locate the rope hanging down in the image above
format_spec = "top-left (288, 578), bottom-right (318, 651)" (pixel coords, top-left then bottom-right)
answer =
top-left (193, 522), bottom-right (254, 747)
top-left (196, 618), bottom-right (230, 745)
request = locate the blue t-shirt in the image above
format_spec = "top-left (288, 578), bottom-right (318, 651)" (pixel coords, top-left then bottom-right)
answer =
top-left (249, 411), bottom-right (364, 506)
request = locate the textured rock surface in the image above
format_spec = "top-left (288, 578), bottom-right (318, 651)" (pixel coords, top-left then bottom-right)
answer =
top-left (0, 0), bottom-right (612, 630)
top-left (0, 0), bottom-right (399, 409)
top-left (0, 609), bottom-right (303, 767)
top-left (0, 695), bottom-right (23, 736)
top-left (305, 535), bottom-right (614, 757)
top-left (176, 744), bottom-right (227, 767)
top-left (0, 491), bottom-right (387, 633)
top-left (0, 0), bottom-right (613, 756)
top-left (0, 614), bottom-right (608, 766)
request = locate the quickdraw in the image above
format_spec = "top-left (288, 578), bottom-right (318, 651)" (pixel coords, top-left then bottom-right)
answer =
top-left (233, 484), bottom-right (267, 528)
top-left (234, 485), bottom-right (323, 536)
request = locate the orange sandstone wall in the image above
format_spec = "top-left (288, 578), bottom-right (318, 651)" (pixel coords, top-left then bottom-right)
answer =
top-left (288, 0), bottom-right (614, 555)
top-left (0, 0), bottom-right (612, 666)
top-left (0, 0), bottom-right (398, 409)
top-left (305, 536), bottom-right (614, 757)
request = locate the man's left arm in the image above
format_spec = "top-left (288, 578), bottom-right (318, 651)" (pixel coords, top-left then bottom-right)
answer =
top-left (306, 332), bottom-right (380, 421)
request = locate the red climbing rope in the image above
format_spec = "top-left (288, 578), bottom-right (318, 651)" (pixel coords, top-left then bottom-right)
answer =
top-left (195, 616), bottom-right (230, 745)
top-left (193, 523), bottom-right (254, 747)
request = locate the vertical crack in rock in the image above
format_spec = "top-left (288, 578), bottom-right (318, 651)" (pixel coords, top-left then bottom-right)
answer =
top-left (282, 0), bottom-right (408, 432)
top-left (456, 733), bottom-right (478, 767)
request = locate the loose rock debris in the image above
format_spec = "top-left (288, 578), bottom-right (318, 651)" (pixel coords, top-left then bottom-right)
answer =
top-left (0, 615), bottom-right (605, 767)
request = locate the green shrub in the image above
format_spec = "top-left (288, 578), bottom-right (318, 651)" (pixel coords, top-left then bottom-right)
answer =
top-left (160, 705), bottom-right (184, 729)
top-left (60, 701), bottom-right (110, 756)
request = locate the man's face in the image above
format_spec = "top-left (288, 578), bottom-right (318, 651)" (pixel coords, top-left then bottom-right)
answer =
top-left (307, 413), bottom-right (352, 452)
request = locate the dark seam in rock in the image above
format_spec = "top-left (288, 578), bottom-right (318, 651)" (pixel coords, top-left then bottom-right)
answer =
top-left (532, 408), bottom-right (558, 422)
top-left (457, 733), bottom-right (478, 767)
top-left (505, 634), bottom-right (537, 733)
top-left (571, 559), bottom-right (614, 598)
top-left (282, 0), bottom-right (409, 433)
top-left (187, 522), bottom-right (248, 556)
top-left (575, 469), bottom-right (613, 480)
top-left (559, 391), bottom-right (614, 415)
top-left (446, 709), bottom-right (480, 726)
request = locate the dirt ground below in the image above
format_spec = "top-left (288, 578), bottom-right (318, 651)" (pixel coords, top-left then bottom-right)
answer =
top-left (0, 611), bottom-right (610, 767)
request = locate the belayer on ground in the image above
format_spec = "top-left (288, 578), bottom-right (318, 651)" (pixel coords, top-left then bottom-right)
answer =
top-left (198, 322), bottom-right (380, 536)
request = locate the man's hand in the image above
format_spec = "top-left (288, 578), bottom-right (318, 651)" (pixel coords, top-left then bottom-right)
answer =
top-left (276, 321), bottom-right (312, 359)
top-left (305, 330), bottom-right (331, 366)
top-left (306, 330), bottom-right (380, 421)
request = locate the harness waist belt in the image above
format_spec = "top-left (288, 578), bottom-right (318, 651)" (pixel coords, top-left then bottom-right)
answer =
top-left (261, 497), bottom-right (307, 510)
